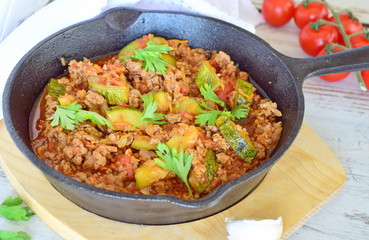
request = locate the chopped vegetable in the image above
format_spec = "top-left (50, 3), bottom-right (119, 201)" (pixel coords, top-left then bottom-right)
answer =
top-left (172, 97), bottom-right (203, 115)
top-left (135, 160), bottom-right (170, 189)
top-left (166, 125), bottom-right (199, 151)
top-left (232, 79), bottom-right (253, 109)
top-left (195, 61), bottom-right (223, 90)
top-left (129, 41), bottom-right (173, 74)
top-left (195, 84), bottom-right (248, 126)
top-left (215, 115), bottom-right (257, 163)
top-left (131, 136), bottom-right (157, 150)
top-left (48, 78), bottom-right (65, 99)
top-left (132, 93), bottom-right (166, 129)
top-left (106, 106), bottom-right (147, 130)
top-left (48, 102), bottom-right (113, 130)
top-left (0, 196), bottom-right (34, 221)
top-left (0, 230), bottom-right (31, 240)
top-left (153, 91), bottom-right (172, 113)
top-left (88, 81), bottom-right (129, 104)
top-left (154, 143), bottom-right (194, 198)
top-left (189, 149), bottom-right (219, 193)
top-left (118, 36), bottom-right (168, 62)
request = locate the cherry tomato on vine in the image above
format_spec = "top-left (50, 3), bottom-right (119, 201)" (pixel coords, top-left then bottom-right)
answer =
top-left (361, 70), bottom-right (369, 89)
top-left (293, 2), bottom-right (329, 29)
top-left (329, 13), bottom-right (363, 45)
top-left (351, 34), bottom-right (369, 48)
top-left (299, 23), bottom-right (339, 56)
top-left (317, 46), bottom-right (350, 82)
top-left (262, 0), bottom-right (295, 27)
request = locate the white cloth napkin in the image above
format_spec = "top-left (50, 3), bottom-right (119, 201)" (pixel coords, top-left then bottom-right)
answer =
top-left (0, 0), bottom-right (264, 120)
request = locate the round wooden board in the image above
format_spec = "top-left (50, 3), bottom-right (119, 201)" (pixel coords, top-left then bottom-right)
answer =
top-left (0, 121), bottom-right (346, 240)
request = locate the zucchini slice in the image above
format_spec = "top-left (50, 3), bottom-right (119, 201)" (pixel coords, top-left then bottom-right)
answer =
top-left (215, 115), bottom-right (256, 163)
top-left (135, 160), bottom-right (169, 189)
top-left (48, 78), bottom-right (65, 99)
top-left (131, 136), bottom-right (157, 150)
top-left (189, 149), bottom-right (219, 194)
top-left (172, 97), bottom-right (203, 115)
top-left (153, 91), bottom-right (171, 113)
top-left (118, 36), bottom-right (176, 65)
top-left (88, 81), bottom-right (129, 105)
top-left (105, 106), bottom-right (148, 130)
top-left (195, 61), bottom-right (223, 90)
top-left (166, 126), bottom-right (199, 151)
top-left (232, 79), bottom-right (254, 115)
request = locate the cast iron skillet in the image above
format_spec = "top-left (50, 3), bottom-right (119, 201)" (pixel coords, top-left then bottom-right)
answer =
top-left (3, 8), bottom-right (369, 225)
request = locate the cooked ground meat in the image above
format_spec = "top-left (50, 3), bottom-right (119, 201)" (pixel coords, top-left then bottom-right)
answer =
top-left (31, 34), bottom-right (282, 200)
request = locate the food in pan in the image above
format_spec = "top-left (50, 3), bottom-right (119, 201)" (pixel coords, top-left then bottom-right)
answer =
top-left (30, 34), bottom-right (282, 200)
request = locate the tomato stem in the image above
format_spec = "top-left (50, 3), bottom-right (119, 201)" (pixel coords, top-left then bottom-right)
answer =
top-left (317, 0), bottom-right (367, 91)
top-left (355, 72), bottom-right (368, 91)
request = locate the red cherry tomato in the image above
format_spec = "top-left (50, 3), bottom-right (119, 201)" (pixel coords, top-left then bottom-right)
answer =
top-left (329, 13), bottom-right (363, 45)
top-left (293, 2), bottom-right (329, 29)
top-left (262, 0), bottom-right (295, 27)
top-left (351, 34), bottom-right (369, 48)
top-left (361, 70), bottom-right (369, 89)
top-left (299, 23), bottom-right (339, 56)
top-left (317, 46), bottom-right (350, 82)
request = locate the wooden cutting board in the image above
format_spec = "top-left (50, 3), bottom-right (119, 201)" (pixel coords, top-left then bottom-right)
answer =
top-left (0, 120), bottom-right (346, 240)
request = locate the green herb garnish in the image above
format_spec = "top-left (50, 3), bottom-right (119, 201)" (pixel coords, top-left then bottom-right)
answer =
top-left (195, 84), bottom-right (248, 126)
top-left (0, 196), bottom-right (35, 221)
top-left (0, 230), bottom-right (31, 240)
top-left (132, 93), bottom-right (166, 130)
top-left (154, 143), bottom-right (194, 198)
top-left (48, 101), bottom-right (113, 130)
top-left (130, 41), bottom-right (173, 74)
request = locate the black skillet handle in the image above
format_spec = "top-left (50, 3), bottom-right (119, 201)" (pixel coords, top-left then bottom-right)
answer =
top-left (279, 45), bottom-right (369, 88)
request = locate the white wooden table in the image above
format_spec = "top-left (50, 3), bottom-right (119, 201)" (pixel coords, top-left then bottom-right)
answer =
top-left (1, 1), bottom-right (369, 239)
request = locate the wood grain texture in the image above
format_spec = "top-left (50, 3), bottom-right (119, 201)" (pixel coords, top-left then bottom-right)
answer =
top-left (251, 0), bottom-right (369, 24)
top-left (0, 120), bottom-right (345, 240)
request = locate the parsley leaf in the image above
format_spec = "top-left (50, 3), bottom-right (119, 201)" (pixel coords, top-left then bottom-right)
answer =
top-left (132, 94), bottom-right (166, 130)
top-left (154, 143), bottom-right (194, 198)
top-left (0, 196), bottom-right (35, 221)
top-left (195, 84), bottom-right (248, 126)
top-left (48, 102), bottom-right (113, 130)
top-left (0, 230), bottom-right (31, 240)
top-left (199, 83), bottom-right (227, 109)
top-left (130, 41), bottom-right (173, 74)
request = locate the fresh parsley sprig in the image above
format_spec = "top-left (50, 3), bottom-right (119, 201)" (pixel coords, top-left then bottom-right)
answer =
top-left (132, 93), bottom-right (166, 130)
top-left (154, 143), bottom-right (194, 198)
top-left (0, 230), bottom-right (31, 240)
top-left (48, 101), bottom-right (113, 130)
top-left (195, 84), bottom-right (248, 126)
top-left (130, 41), bottom-right (173, 74)
top-left (0, 196), bottom-right (35, 221)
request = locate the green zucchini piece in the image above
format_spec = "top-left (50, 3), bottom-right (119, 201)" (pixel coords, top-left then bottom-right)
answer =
top-left (48, 78), bottom-right (65, 99)
top-left (131, 136), bottom-right (157, 150)
top-left (166, 126), bottom-right (199, 151)
top-left (195, 61), bottom-right (223, 90)
top-left (172, 97), bottom-right (202, 115)
top-left (88, 81), bottom-right (129, 105)
top-left (161, 54), bottom-right (177, 66)
top-left (215, 115), bottom-right (256, 163)
top-left (135, 160), bottom-right (169, 189)
top-left (105, 106), bottom-right (148, 130)
top-left (233, 79), bottom-right (253, 109)
top-left (153, 91), bottom-right (171, 113)
top-left (189, 149), bottom-right (219, 194)
top-left (118, 36), bottom-right (169, 62)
